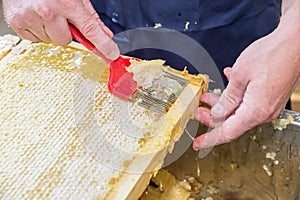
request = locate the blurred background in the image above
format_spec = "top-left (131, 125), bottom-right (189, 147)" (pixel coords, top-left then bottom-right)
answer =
top-left (0, 1), bottom-right (299, 112)
top-left (0, 1), bottom-right (15, 35)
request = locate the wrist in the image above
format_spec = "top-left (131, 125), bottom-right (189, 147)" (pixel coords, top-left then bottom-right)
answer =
top-left (278, 1), bottom-right (300, 37)
top-left (274, 3), bottom-right (300, 58)
top-left (268, 12), bottom-right (300, 78)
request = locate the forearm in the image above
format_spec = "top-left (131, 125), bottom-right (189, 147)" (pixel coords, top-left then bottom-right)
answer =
top-left (271, 0), bottom-right (300, 77)
top-left (277, 0), bottom-right (300, 46)
top-left (282, 0), bottom-right (300, 16)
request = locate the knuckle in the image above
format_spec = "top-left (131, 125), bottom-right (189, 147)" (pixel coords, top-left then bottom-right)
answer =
top-left (219, 127), bottom-right (243, 144)
top-left (231, 68), bottom-right (248, 85)
top-left (8, 14), bottom-right (25, 30)
top-left (92, 11), bottom-right (100, 20)
top-left (216, 130), bottom-right (237, 144)
top-left (97, 37), bottom-right (113, 49)
top-left (55, 36), bottom-right (72, 46)
top-left (5, 8), bottom-right (36, 29)
top-left (34, 5), bottom-right (54, 21)
top-left (59, 0), bottom-right (77, 10)
top-left (23, 15), bottom-right (36, 27)
top-left (222, 134), bottom-right (236, 143)
top-left (81, 21), bottom-right (99, 38)
top-left (222, 90), bottom-right (239, 107)
top-left (255, 107), bottom-right (271, 122)
top-left (221, 81), bottom-right (246, 108)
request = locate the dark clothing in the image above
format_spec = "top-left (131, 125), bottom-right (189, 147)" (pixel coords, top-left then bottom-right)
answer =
top-left (90, 0), bottom-right (289, 108)
top-left (91, 0), bottom-right (281, 80)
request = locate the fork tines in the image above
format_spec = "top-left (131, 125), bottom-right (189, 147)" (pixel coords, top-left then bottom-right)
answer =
top-left (130, 70), bottom-right (189, 113)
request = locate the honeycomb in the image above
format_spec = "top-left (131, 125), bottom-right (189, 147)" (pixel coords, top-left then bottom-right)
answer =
top-left (0, 37), bottom-right (208, 199)
top-left (0, 35), bottom-right (20, 60)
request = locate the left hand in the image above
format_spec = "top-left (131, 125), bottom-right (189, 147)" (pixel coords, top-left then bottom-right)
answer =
top-left (193, 26), bottom-right (300, 150)
top-left (3, 0), bottom-right (119, 60)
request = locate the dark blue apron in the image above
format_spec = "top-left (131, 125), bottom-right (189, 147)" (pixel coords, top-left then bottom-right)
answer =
top-left (91, 0), bottom-right (281, 81)
top-left (90, 0), bottom-right (287, 106)
top-left (90, 0), bottom-right (288, 108)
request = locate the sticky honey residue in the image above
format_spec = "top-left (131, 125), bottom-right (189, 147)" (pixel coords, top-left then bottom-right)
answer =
top-left (166, 66), bottom-right (209, 89)
top-left (272, 114), bottom-right (294, 130)
top-left (143, 132), bottom-right (151, 138)
top-left (7, 43), bottom-right (108, 82)
top-left (126, 59), bottom-right (186, 103)
top-left (0, 35), bottom-right (20, 60)
top-left (0, 38), bottom-right (209, 199)
top-left (126, 59), bottom-right (164, 89)
top-left (79, 53), bottom-right (108, 83)
top-left (108, 177), bottom-right (117, 185)
top-left (127, 59), bottom-right (208, 95)
top-left (154, 23), bottom-right (163, 28)
top-left (138, 138), bottom-right (146, 146)
top-left (184, 22), bottom-right (190, 31)
top-left (18, 82), bottom-right (24, 88)
top-left (123, 160), bottom-right (131, 168)
top-left (140, 169), bottom-right (203, 200)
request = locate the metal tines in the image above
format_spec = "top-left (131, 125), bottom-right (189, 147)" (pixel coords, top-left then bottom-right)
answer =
top-left (130, 70), bottom-right (189, 113)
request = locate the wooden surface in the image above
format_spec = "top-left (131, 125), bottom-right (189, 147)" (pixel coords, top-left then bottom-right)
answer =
top-left (291, 80), bottom-right (300, 112)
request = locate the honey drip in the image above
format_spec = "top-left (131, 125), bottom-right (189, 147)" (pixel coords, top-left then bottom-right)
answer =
top-left (159, 173), bottom-right (164, 192)
top-left (196, 159), bottom-right (201, 177)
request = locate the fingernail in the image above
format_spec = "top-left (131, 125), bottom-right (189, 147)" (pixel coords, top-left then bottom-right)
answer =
top-left (106, 46), bottom-right (120, 60)
top-left (193, 141), bottom-right (200, 151)
top-left (193, 137), bottom-right (204, 150)
top-left (194, 110), bottom-right (200, 121)
top-left (98, 40), bottom-right (120, 60)
top-left (211, 102), bottom-right (225, 117)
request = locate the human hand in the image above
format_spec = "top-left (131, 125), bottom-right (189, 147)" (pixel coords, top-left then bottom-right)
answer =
top-left (3, 0), bottom-right (119, 60)
top-left (193, 26), bottom-right (300, 150)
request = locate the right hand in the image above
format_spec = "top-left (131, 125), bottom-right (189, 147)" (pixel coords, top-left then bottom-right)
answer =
top-left (3, 0), bottom-right (120, 60)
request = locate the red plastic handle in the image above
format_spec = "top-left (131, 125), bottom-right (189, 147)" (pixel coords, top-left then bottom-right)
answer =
top-left (69, 23), bottom-right (111, 63)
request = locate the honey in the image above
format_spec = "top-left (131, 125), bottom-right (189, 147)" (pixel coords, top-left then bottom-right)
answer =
top-left (0, 37), bottom-right (208, 200)
top-left (108, 177), bottom-right (117, 185)
top-left (196, 160), bottom-right (201, 177)
top-left (8, 43), bottom-right (108, 82)
top-left (138, 137), bottom-right (146, 143)
top-left (18, 82), bottom-right (24, 87)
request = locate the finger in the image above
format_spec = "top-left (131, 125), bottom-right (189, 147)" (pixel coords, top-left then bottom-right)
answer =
top-left (194, 107), bottom-right (211, 126)
top-left (6, 8), bottom-right (50, 43)
top-left (22, 11), bottom-right (52, 42)
top-left (200, 92), bottom-right (220, 107)
top-left (44, 16), bottom-right (72, 46)
top-left (30, 24), bottom-right (51, 43)
top-left (212, 69), bottom-right (249, 119)
top-left (194, 107), bottom-right (219, 127)
top-left (193, 103), bottom-right (255, 150)
top-left (68, 6), bottom-right (119, 60)
top-left (223, 67), bottom-right (232, 80)
top-left (83, 0), bottom-right (114, 38)
top-left (17, 29), bottom-right (40, 42)
top-left (98, 20), bottom-right (114, 39)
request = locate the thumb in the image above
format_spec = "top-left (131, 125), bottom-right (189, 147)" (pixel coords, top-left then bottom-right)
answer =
top-left (69, 7), bottom-right (119, 60)
top-left (82, 0), bottom-right (114, 38)
top-left (223, 67), bottom-right (232, 80)
top-left (212, 69), bottom-right (249, 119)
